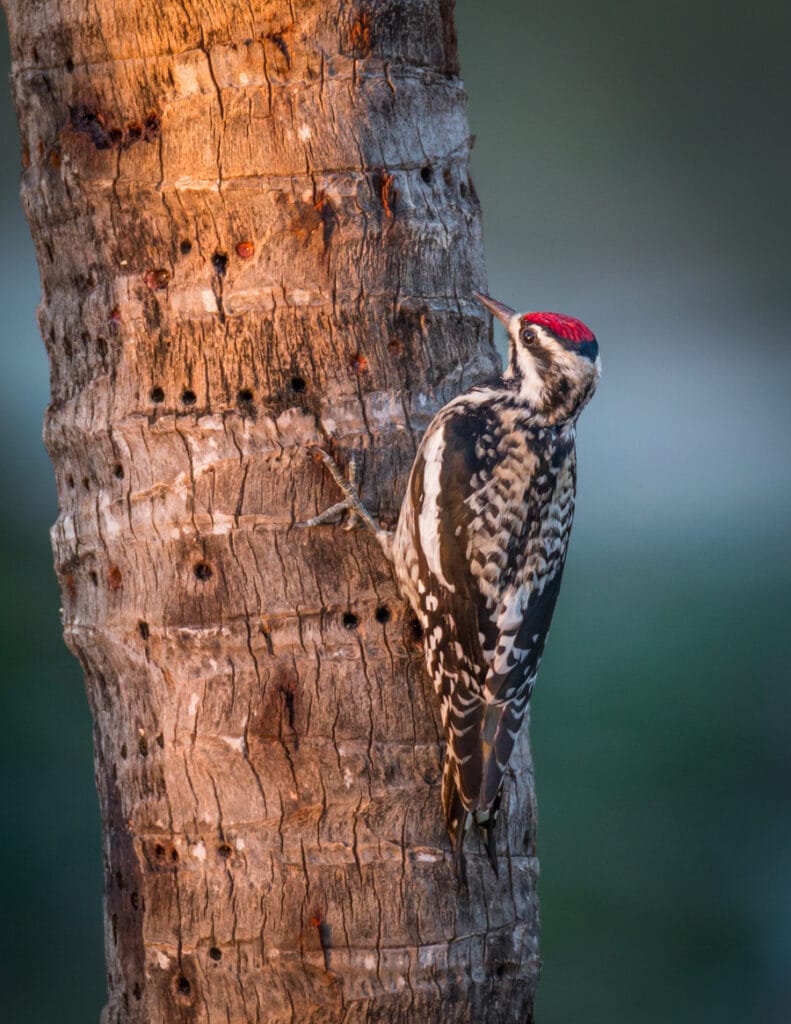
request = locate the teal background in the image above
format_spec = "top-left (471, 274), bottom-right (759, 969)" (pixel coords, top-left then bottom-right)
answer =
top-left (1, 2), bottom-right (789, 1021)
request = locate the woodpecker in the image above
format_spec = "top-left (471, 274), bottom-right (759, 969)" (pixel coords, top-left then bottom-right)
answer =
top-left (301, 292), bottom-right (600, 883)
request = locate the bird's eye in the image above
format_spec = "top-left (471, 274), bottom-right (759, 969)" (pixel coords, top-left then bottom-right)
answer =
top-left (521, 327), bottom-right (538, 345)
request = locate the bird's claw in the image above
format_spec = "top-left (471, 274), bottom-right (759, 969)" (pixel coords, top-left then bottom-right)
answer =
top-left (297, 450), bottom-right (364, 531)
top-left (297, 448), bottom-right (394, 561)
top-left (297, 498), bottom-right (355, 529)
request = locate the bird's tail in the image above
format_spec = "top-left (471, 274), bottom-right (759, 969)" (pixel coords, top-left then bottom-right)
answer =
top-left (475, 791), bottom-right (503, 879)
top-left (442, 752), bottom-right (503, 887)
top-left (442, 752), bottom-right (471, 887)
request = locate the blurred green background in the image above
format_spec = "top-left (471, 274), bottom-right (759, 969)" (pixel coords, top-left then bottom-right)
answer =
top-left (1, 2), bottom-right (789, 1022)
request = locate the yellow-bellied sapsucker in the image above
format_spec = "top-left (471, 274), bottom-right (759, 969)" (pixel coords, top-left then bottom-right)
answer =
top-left (301, 292), bottom-right (600, 883)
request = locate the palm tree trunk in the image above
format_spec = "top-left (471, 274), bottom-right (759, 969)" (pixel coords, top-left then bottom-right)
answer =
top-left (1, 1), bottom-right (539, 1020)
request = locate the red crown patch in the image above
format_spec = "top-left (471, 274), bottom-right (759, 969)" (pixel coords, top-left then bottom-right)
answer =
top-left (523, 312), bottom-right (595, 344)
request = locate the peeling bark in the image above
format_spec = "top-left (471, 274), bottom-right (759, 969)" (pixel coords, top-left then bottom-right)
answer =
top-left (2, 1), bottom-right (539, 1020)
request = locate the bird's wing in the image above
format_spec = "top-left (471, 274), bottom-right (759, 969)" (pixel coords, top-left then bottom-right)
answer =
top-left (477, 569), bottom-right (566, 808)
top-left (409, 399), bottom-right (545, 813)
top-left (408, 398), bottom-right (574, 820)
top-left (485, 564), bottom-right (565, 701)
top-left (475, 438), bottom-right (573, 809)
top-left (404, 402), bottom-right (489, 809)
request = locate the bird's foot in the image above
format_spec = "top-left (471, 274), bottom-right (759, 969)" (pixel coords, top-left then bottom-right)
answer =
top-left (298, 449), bottom-right (393, 559)
top-left (298, 449), bottom-right (363, 530)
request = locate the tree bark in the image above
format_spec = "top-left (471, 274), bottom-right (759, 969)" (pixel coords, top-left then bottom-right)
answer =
top-left (2, 1), bottom-right (539, 1020)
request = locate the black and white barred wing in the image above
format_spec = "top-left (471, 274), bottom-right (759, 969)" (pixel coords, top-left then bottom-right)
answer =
top-left (395, 394), bottom-right (561, 818)
top-left (473, 433), bottom-right (574, 810)
top-left (475, 571), bottom-right (565, 809)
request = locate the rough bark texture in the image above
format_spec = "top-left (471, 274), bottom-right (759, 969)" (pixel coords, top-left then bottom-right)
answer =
top-left (3, 1), bottom-right (539, 1020)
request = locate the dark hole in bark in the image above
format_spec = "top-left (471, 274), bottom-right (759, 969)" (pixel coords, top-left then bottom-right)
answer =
top-left (420, 165), bottom-right (433, 184)
top-left (70, 105), bottom-right (116, 150)
top-left (291, 376), bottom-right (306, 393)
top-left (120, 743), bottom-right (127, 759)
top-left (177, 976), bottom-right (191, 996)
top-left (66, 474), bottom-right (75, 488)
top-left (209, 947), bottom-right (222, 961)
top-left (171, 848), bottom-right (179, 862)
top-left (319, 921), bottom-right (332, 966)
top-left (144, 112), bottom-right (160, 139)
top-left (212, 251), bottom-right (229, 276)
top-left (282, 686), bottom-right (296, 736)
top-left (82, 477), bottom-right (91, 490)
top-left (181, 389), bottom-right (197, 405)
top-left (218, 843), bottom-right (233, 859)
top-left (375, 605), bottom-right (391, 624)
top-left (342, 612), bottom-right (359, 630)
top-left (155, 844), bottom-right (166, 859)
top-left (132, 983), bottom-right (142, 1001)
top-left (179, 239), bottom-right (192, 255)
top-left (138, 620), bottom-right (150, 640)
top-left (65, 58), bottom-right (74, 73)
top-left (460, 180), bottom-right (469, 198)
top-left (89, 571), bottom-right (98, 587)
top-left (115, 870), bottom-right (124, 889)
top-left (237, 388), bottom-right (254, 404)
top-left (194, 561), bottom-right (213, 581)
top-left (150, 386), bottom-right (165, 403)
top-left (130, 891), bottom-right (139, 910)
top-left (156, 733), bottom-right (164, 748)
top-left (410, 615), bottom-right (424, 642)
top-left (138, 735), bottom-right (148, 757)
top-left (113, 463), bottom-right (124, 479)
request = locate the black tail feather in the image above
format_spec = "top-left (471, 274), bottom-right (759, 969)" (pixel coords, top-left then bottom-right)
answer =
top-left (453, 811), bottom-right (470, 892)
top-left (443, 753), bottom-right (505, 885)
top-left (478, 785), bottom-right (503, 877)
top-left (443, 756), bottom-right (470, 889)
top-left (482, 816), bottom-right (499, 878)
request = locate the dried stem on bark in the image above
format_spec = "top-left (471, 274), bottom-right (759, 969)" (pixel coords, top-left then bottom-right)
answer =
top-left (2, 1), bottom-right (539, 1020)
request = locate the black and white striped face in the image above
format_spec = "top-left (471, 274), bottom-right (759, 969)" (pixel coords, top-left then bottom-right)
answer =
top-left (476, 292), bottom-right (601, 423)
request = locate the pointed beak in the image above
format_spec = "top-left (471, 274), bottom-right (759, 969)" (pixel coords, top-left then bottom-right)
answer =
top-left (473, 291), bottom-right (517, 327)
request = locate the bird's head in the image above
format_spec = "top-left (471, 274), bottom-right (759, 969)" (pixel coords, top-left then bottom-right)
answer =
top-left (475, 292), bottom-right (601, 424)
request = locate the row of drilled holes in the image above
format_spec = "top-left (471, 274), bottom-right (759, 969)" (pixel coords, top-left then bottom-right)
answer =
top-left (64, 381), bottom-right (303, 489)
top-left (63, 386), bottom-right (268, 488)
top-left (149, 379), bottom-right (305, 407)
top-left (73, 565), bottom-right (395, 630)
top-left (135, 604), bottom-right (391, 641)
top-left (191, 565), bottom-right (391, 625)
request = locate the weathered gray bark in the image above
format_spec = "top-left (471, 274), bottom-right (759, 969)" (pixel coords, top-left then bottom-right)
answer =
top-left (2, 1), bottom-right (539, 1020)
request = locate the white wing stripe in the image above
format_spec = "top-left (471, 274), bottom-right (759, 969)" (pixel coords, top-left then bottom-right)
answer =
top-left (417, 422), bottom-right (456, 592)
